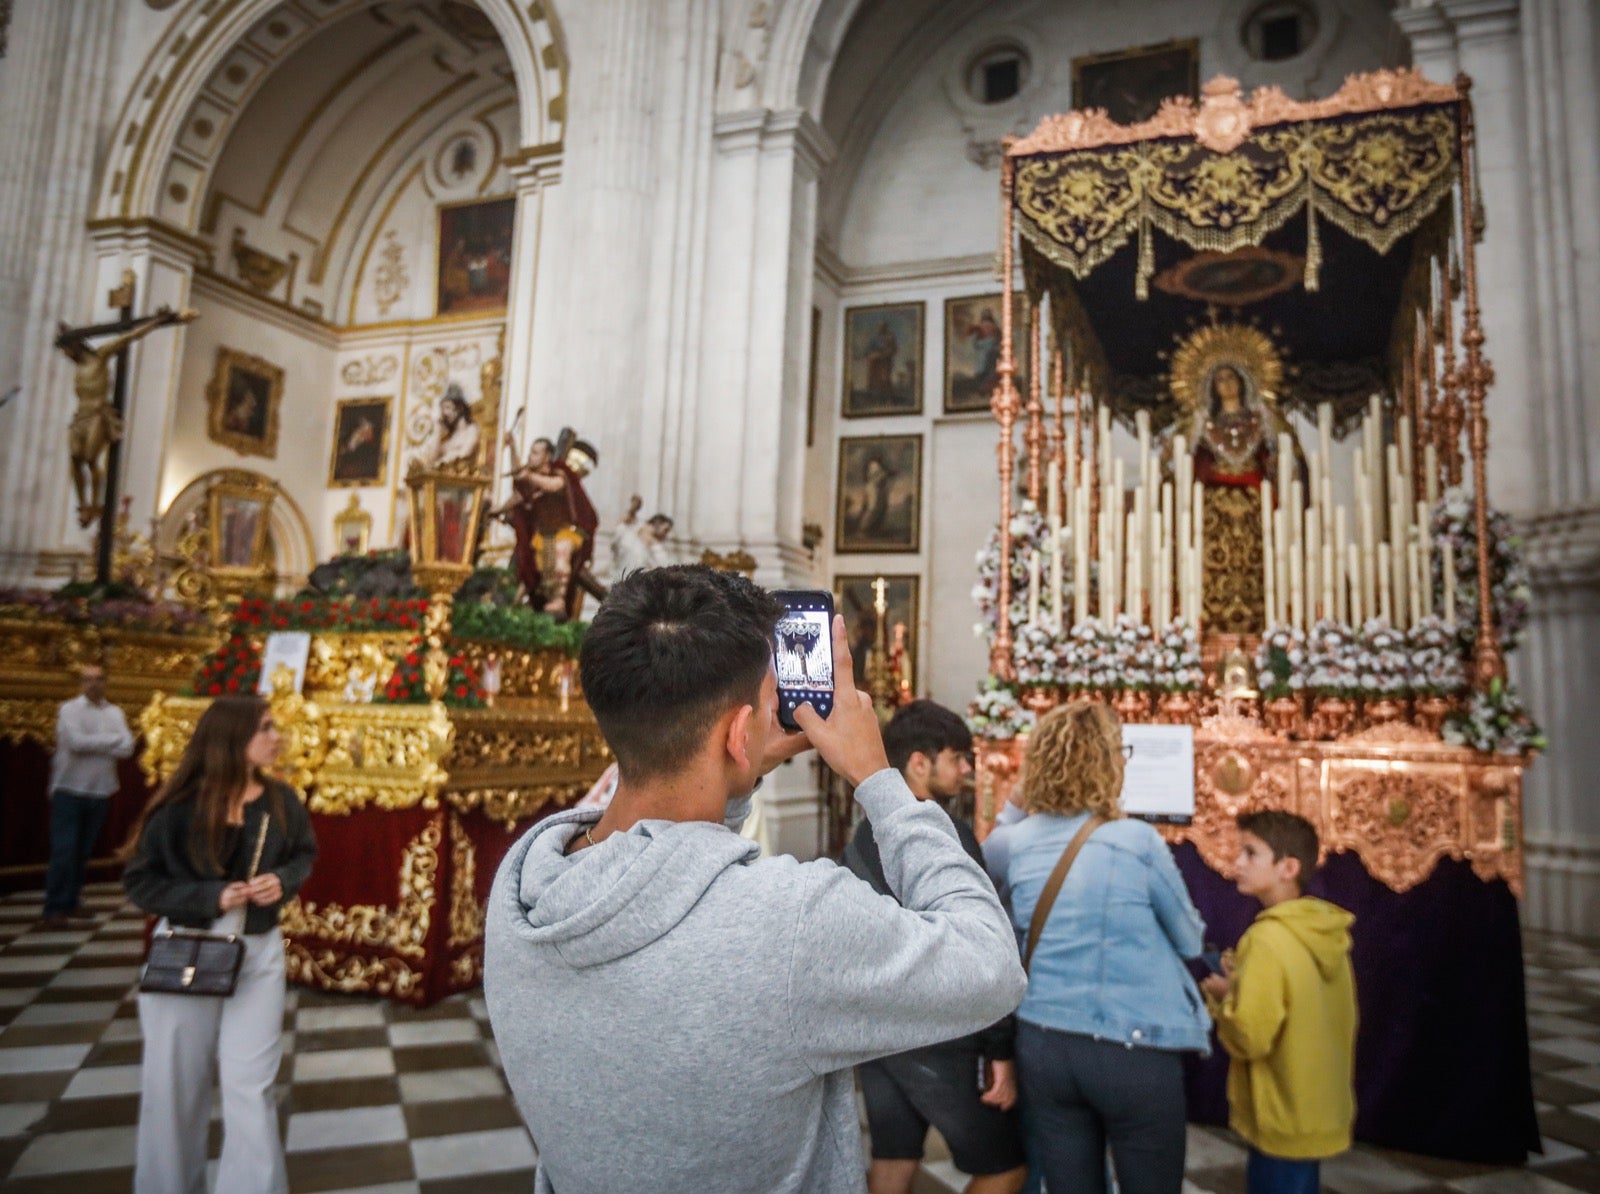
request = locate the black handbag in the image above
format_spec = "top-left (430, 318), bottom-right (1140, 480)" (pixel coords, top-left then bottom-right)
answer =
top-left (138, 811), bottom-right (267, 997)
top-left (140, 930), bottom-right (245, 996)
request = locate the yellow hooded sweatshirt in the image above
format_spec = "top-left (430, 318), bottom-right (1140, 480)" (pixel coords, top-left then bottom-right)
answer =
top-left (1209, 896), bottom-right (1357, 1160)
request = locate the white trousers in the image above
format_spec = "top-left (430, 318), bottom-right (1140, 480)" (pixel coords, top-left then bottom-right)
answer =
top-left (134, 909), bottom-right (289, 1194)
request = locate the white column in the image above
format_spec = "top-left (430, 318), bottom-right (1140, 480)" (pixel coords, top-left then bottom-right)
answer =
top-left (0, 1), bottom-right (125, 582)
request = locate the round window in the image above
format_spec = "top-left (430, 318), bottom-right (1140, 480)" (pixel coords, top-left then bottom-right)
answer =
top-left (966, 46), bottom-right (1029, 105)
top-left (1241, 0), bottom-right (1319, 62)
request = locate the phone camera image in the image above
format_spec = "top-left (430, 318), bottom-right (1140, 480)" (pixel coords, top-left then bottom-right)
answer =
top-left (775, 613), bottom-right (833, 692)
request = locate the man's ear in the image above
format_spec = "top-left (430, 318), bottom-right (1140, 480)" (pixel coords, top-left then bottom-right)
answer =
top-left (1279, 855), bottom-right (1303, 887)
top-left (906, 750), bottom-right (932, 782)
top-left (725, 704), bottom-right (755, 771)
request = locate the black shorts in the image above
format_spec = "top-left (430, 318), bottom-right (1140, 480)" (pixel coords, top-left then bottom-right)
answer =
top-left (858, 1049), bottom-right (1026, 1176)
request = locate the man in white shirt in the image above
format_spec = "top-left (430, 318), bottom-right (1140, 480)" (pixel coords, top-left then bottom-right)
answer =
top-left (43, 665), bottom-right (134, 928)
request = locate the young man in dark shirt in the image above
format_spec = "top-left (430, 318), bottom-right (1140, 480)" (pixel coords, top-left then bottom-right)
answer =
top-left (843, 700), bottom-right (1028, 1194)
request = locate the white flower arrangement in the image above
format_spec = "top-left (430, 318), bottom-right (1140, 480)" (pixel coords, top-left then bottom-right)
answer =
top-left (1443, 678), bottom-right (1546, 755)
top-left (972, 501), bottom-right (1048, 644)
top-left (1304, 618), bottom-right (1361, 697)
top-left (1406, 615), bottom-right (1467, 696)
top-left (1355, 616), bottom-right (1412, 697)
top-left (1255, 623), bottom-right (1307, 699)
top-left (1149, 618), bottom-right (1202, 692)
top-left (967, 676), bottom-right (1036, 741)
top-left (1430, 488), bottom-right (1532, 655)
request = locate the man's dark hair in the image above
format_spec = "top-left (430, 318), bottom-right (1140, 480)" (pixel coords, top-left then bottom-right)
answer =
top-left (882, 700), bottom-right (973, 774)
top-left (580, 565), bottom-right (784, 781)
top-left (1236, 809), bottom-right (1320, 890)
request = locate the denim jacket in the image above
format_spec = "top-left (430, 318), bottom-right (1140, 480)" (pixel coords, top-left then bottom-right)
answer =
top-left (983, 808), bottom-right (1210, 1053)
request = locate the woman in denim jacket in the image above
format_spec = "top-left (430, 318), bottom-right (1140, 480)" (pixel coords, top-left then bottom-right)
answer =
top-left (983, 702), bottom-right (1209, 1194)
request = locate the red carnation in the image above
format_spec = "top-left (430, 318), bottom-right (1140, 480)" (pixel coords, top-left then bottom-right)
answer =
top-left (208, 683), bottom-right (222, 695)
top-left (405, 652), bottom-right (420, 666)
top-left (226, 678), bottom-right (239, 692)
top-left (454, 685), bottom-right (468, 698)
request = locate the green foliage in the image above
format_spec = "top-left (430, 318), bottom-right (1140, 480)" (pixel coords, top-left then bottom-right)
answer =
top-left (449, 601), bottom-right (585, 656)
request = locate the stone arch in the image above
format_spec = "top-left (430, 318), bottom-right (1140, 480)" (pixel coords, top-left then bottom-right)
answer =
top-left (160, 467), bottom-right (317, 587)
top-left (91, 0), bottom-right (566, 230)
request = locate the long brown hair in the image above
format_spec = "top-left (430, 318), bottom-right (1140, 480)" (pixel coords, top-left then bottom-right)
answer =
top-left (1022, 701), bottom-right (1124, 819)
top-left (122, 696), bottom-right (284, 875)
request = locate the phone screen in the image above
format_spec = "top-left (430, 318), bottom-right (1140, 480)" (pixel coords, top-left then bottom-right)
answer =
top-left (773, 591), bottom-right (835, 731)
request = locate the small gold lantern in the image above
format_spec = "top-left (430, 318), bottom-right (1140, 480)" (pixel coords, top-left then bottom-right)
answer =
top-left (405, 458), bottom-right (490, 595)
top-left (332, 494), bottom-right (372, 555)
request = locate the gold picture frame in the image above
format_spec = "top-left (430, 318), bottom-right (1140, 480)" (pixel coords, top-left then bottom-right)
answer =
top-left (205, 471), bottom-right (277, 593)
top-left (327, 396), bottom-right (393, 488)
top-left (205, 347), bottom-right (284, 459)
top-left (843, 301), bottom-right (924, 418)
top-left (835, 574), bottom-right (920, 689)
top-left (943, 293), bottom-right (1032, 415)
top-left (333, 494), bottom-right (372, 555)
top-left (835, 434), bottom-right (922, 554)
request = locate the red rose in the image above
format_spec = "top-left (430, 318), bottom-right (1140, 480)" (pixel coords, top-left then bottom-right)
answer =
top-left (449, 655), bottom-right (463, 667)
top-left (405, 652), bottom-right (420, 666)
top-left (454, 685), bottom-right (467, 698)
top-left (226, 678), bottom-right (239, 692)
top-left (208, 683), bottom-right (222, 695)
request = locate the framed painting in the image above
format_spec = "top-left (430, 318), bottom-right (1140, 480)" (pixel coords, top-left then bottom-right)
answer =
top-left (843, 301), bottom-right (923, 417)
top-left (327, 396), bottom-right (392, 488)
top-left (835, 434), bottom-right (922, 554)
top-left (205, 347), bottom-right (283, 459)
top-left (835, 573), bottom-right (920, 689)
top-left (1071, 39), bottom-right (1200, 126)
top-left (436, 196), bottom-right (516, 315)
top-left (943, 293), bottom-right (1032, 414)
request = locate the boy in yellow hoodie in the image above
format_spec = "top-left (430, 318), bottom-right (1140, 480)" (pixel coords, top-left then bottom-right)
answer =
top-left (1201, 811), bottom-right (1356, 1194)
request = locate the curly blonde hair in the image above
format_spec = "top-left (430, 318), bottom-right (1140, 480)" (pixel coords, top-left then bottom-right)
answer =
top-left (1021, 701), bottom-right (1124, 818)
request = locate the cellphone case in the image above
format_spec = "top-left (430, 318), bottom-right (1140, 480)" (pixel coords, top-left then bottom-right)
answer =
top-left (773, 590), bottom-right (834, 731)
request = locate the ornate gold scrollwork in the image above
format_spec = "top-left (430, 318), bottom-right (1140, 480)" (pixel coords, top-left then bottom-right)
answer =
top-left (446, 783), bottom-right (591, 829)
top-left (447, 813), bottom-right (483, 948)
top-left (313, 702), bottom-right (455, 815)
top-left (0, 699), bottom-right (59, 746)
top-left (303, 633), bottom-right (405, 699)
top-left (283, 942), bottom-right (424, 998)
top-left (280, 819), bottom-right (440, 960)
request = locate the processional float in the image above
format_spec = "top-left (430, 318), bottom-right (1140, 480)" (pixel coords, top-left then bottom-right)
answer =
top-left (972, 70), bottom-right (1540, 897)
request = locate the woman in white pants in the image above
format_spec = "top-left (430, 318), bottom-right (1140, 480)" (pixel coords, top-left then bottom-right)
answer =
top-left (123, 695), bottom-right (317, 1194)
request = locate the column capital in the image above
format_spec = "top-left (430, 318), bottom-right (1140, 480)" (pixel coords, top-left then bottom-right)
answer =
top-left (1395, 0), bottom-right (1520, 56)
top-left (506, 141), bottom-right (564, 189)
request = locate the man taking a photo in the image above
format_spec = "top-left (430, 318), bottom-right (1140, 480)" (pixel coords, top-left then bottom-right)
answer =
top-left (485, 566), bottom-right (1025, 1193)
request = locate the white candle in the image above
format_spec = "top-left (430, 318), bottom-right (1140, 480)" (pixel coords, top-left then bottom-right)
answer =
top-left (1127, 509), bottom-right (1142, 623)
top-left (1322, 542), bottom-right (1335, 622)
top-left (1074, 484), bottom-right (1090, 626)
top-left (1377, 542), bottom-right (1392, 624)
top-left (1347, 541), bottom-right (1364, 624)
top-left (1318, 403), bottom-right (1334, 483)
top-left (1423, 442), bottom-right (1439, 505)
top-left (1160, 482), bottom-right (1174, 623)
top-left (1028, 549), bottom-right (1042, 628)
top-left (1442, 539), bottom-right (1457, 624)
top-left (1277, 432), bottom-right (1293, 503)
top-left (1407, 539), bottom-right (1423, 629)
top-left (1260, 480), bottom-right (1276, 624)
top-left (1289, 546), bottom-right (1303, 633)
top-left (1191, 479), bottom-right (1205, 619)
top-left (1047, 458), bottom-right (1060, 523)
top-left (1359, 490), bottom-right (1376, 621)
top-left (1307, 509), bottom-right (1322, 621)
top-left (1334, 505), bottom-right (1349, 625)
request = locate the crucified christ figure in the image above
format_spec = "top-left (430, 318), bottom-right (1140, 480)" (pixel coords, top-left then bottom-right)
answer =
top-left (56, 306), bottom-right (196, 527)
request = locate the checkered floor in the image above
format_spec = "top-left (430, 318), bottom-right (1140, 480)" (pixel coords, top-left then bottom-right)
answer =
top-left (1, 885), bottom-right (1598, 1193)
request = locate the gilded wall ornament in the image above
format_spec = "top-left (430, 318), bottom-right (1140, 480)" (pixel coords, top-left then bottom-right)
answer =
top-left (280, 819), bottom-right (440, 960)
top-left (373, 230), bottom-right (410, 317)
top-left (340, 355), bottom-right (399, 387)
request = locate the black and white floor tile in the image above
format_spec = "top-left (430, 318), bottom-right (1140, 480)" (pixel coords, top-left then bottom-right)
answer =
top-left (0, 884), bottom-right (1597, 1193)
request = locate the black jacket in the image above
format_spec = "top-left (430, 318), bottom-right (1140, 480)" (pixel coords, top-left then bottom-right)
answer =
top-left (124, 780), bottom-right (317, 935)
top-left (842, 811), bottom-right (1016, 1061)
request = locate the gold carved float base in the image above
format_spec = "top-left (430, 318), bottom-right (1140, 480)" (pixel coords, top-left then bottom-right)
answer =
top-left (976, 714), bottom-right (1525, 896)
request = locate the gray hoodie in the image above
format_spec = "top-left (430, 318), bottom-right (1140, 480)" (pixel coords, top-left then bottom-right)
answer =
top-left (484, 768), bottom-right (1027, 1193)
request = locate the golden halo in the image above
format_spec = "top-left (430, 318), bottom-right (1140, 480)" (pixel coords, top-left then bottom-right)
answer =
top-left (1168, 323), bottom-right (1285, 413)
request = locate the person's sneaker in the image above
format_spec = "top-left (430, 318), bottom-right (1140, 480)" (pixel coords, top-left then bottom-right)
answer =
top-left (67, 906), bottom-right (98, 922)
top-left (38, 916), bottom-right (71, 931)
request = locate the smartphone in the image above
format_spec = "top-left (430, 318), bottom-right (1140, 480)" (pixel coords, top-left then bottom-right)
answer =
top-left (1201, 943), bottom-right (1225, 975)
top-left (772, 590), bottom-right (835, 732)
top-left (976, 1055), bottom-right (992, 1095)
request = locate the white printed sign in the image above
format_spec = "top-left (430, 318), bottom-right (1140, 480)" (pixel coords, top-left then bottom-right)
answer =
top-left (256, 631), bottom-right (312, 696)
top-left (1119, 723), bottom-right (1196, 823)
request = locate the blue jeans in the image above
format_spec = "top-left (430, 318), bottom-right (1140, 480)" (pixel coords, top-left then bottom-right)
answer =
top-left (1015, 1021), bottom-right (1188, 1194)
top-left (1247, 1148), bottom-right (1321, 1194)
top-left (44, 790), bottom-right (111, 917)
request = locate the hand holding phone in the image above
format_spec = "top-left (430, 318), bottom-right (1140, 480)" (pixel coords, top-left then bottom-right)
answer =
top-left (772, 591), bottom-right (836, 731)
top-left (783, 611), bottom-right (888, 787)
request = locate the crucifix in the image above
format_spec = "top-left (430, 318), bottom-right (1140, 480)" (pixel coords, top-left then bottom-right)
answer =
top-left (53, 271), bottom-right (196, 587)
